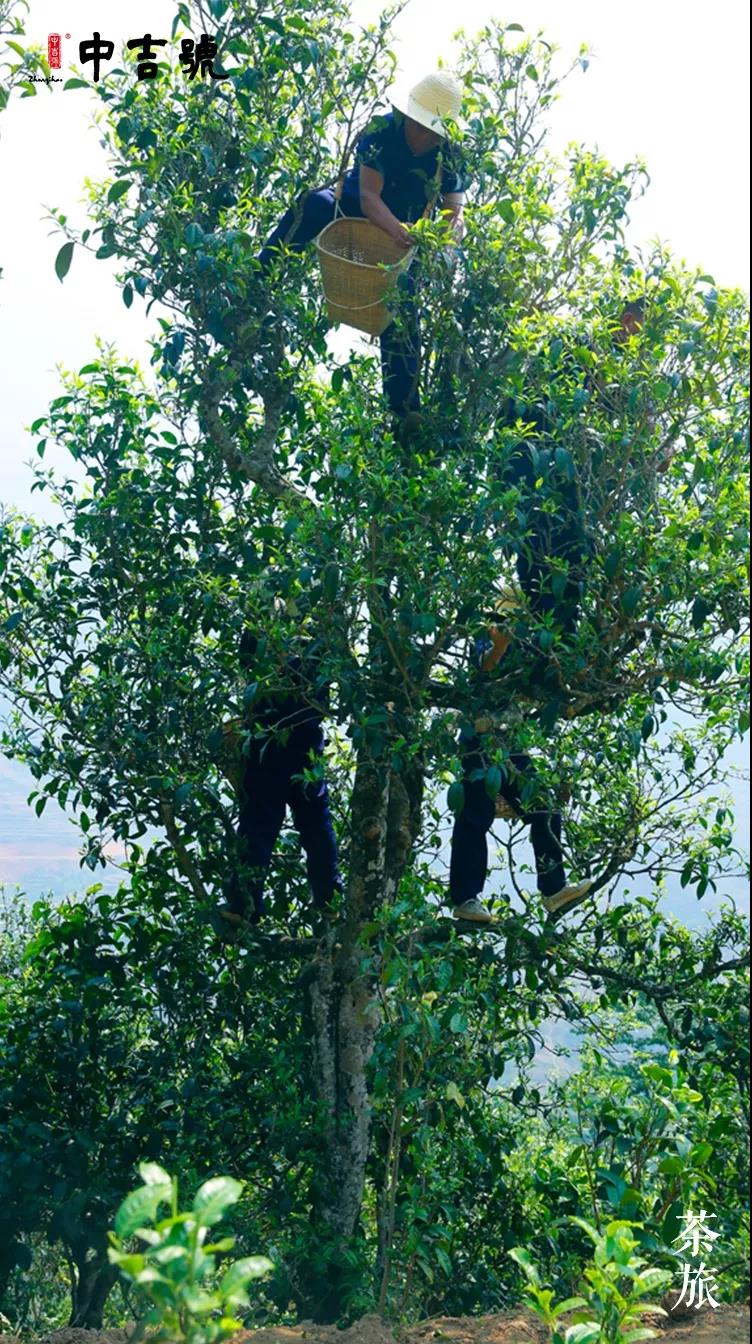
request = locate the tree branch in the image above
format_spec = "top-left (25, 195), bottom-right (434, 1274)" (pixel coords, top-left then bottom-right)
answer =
top-left (159, 797), bottom-right (210, 903)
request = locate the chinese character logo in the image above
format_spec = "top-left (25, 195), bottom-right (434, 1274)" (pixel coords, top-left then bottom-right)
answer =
top-left (47, 34), bottom-right (62, 68)
top-left (178, 33), bottom-right (223, 80)
top-left (71, 31), bottom-right (226, 83)
top-left (673, 1210), bottom-right (721, 1311)
top-left (126, 33), bottom-right (167, 81)
top-left (79, 31), bottom-right (115, 83)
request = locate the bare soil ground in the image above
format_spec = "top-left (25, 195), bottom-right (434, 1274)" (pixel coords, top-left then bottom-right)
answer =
top-left (648, 1302), bottom-right (749, 1343)
top-left (4, 1301), bottom-right (747, 1344)
top-left (402, 1302), bottom-right (749, 1342)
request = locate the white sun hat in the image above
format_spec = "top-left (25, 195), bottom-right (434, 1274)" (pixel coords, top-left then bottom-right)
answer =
top-left (392, 71), bottom-right (463, 135)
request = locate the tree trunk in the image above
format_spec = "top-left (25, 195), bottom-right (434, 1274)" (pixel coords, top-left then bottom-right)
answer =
top-left (69, 1246), bottom-right (117, 1327)
top-left (302, 747), bottom-right (424, 1321)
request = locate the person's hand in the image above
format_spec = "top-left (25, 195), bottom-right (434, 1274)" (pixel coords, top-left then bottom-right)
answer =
top-left (391, 223), bottom-right (414, 250)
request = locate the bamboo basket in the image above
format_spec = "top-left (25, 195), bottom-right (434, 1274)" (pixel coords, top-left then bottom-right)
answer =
top-left (315, 216), bottom-right (415, 337)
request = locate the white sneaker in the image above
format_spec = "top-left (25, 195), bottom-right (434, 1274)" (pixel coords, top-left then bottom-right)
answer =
top-left (541, 879), bottom-right (593, 914)
top-left (453, 898), bottom-right (494, 924)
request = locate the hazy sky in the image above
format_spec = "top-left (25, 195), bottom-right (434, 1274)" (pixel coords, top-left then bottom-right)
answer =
top-left (0, 0), bottom-right (749, 905)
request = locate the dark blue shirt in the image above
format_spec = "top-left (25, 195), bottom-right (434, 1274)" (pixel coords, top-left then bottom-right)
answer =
top-left (341, 110), bottom-right (468, 224)
top-left (239, 631), bottom-right (330, 738)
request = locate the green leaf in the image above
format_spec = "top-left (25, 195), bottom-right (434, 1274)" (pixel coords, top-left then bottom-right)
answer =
top-left (642, 1062), bottom-right (671, 1085)
top-left (153, 1244), bottom-right (189, 1265)
top-left (554, 1296), bottom-right (588, 1315)
top-left (55, 241), bottom-right (74, 282)
top-left (322, 562), bottom-right (340, 602)
top-left (621, 586), bottom-right (642, 618)
top-left (182, 1286), bottom-right (221, 1313)
top-left (484, 765), bottom-right (502, 800)
top-left (193, 1175), bottom-right (243, 1226)
top-left (555, 446), bottom-right (574, 478)
top-left (435, 1246), bottom-right (452, 1275)
top-left (114, 1182), bottom-right (172, 1238)
top-left (134, 1266), bottom-right (171, 1285)
top-left (107, 1251), bottom-right (145, 1276)
top-left (691, 595), bottom-right (712, 629)
top-left (139, 1162), bottom-right (171, 1185)
top-left (108, 179), bottom-right (132, 203)
top-left (604, 549), bottom-right (621, 580)
top-left (564, 1326), bottom-right (601, 1344)
top-left (64, 78), bottom-right (90, 89)
top-left (447, 780), bottom-right (465, 815)
top-left (661, 1201), bottom-right (683, 1245)
top-left (509, 1246), bottom-right (541, 1287)
top-left (498, 198), bottom-right (515, 224)
top-left (444, 1081), bottom-right (465, 1108)
top-left (3, 612), bottom-right (23, 632)
top-left (658, 1156), bottom-right (683, 1176)
top-left (221, 1255), bottom-right (273, 1298)
top-left (568, 1216), bottom-right (600, 1246)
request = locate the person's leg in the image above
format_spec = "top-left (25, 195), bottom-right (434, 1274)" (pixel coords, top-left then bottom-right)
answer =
top-left (230, 745), bottom-right (288, 921)
top-left (449, 743), bottom-right (496, 907)
top-left (497, 752), bottom-right (566, 899)
top-left (287, 750), bottom-right (342, 911)
top-left (380, 270), bottom-right (421, 418)
top-left (258, 188), bottom-right (339, 270)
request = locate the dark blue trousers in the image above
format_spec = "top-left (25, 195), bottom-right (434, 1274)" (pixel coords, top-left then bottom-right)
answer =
top-left (259, 187), bottom-right (420, 417)
top-left (232, 726), bottom-right (341, 921)
top-left (449, 741), bottom-right (565, 905)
